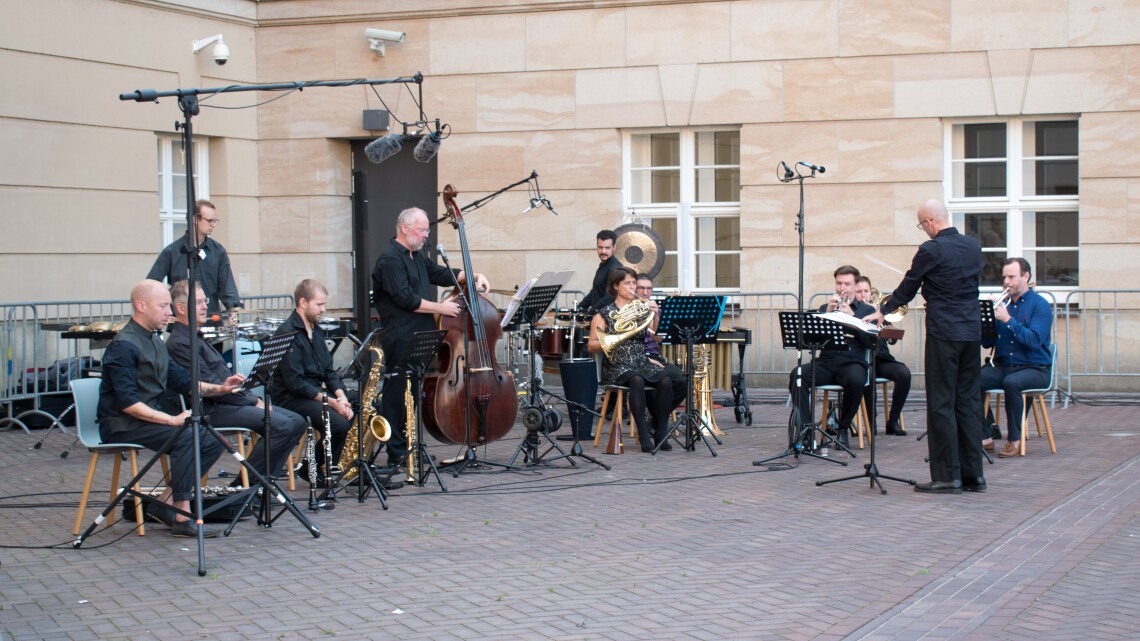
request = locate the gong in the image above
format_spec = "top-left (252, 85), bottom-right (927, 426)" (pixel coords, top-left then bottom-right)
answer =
top-left (612, 223), bottom-right (665, 279)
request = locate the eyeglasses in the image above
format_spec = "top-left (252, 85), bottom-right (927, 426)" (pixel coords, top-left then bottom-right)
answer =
top-left (915, 219), bottom-right (929, 230)
top-left (197, 216), bottom-right (220, 225)
top-left (635, 286), bottom-right (653, 293)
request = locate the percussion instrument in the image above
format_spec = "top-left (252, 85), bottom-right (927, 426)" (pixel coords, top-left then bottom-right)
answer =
top-left (612, 222), bottom-right (665, 279)
top-left (538, 326), bottom-right (572, 360)
top-left (558, 358), bottom-right (598, 440)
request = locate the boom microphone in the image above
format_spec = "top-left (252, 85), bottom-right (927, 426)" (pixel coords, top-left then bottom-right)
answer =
top-left (797, 161), bottom-right (826, 174)
top-left (413, 131), bottom-right (441, 163)
top-left (364, 133), bottom-right (404, 164)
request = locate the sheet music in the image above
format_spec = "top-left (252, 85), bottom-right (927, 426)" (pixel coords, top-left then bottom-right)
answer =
top-left (499, 270), bottom-right (574, 328)
top-left (818, 311), bottom-right (881, 335)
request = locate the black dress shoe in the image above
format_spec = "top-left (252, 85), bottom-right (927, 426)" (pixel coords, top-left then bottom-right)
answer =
top-left (144, 501), bottom-right (175, 527)
top-left (885, 420), bottom-right (907, 436)
top-left (836, 428), bottom-right (850, 448)
top-left (914, 480), bottom-right (963, 494)
top-left (641, 445), bottom-right (655, 453)
top-left (961, 477), bottom-right (987, 492)
top-left (170, 519), bottom-right (221, 538)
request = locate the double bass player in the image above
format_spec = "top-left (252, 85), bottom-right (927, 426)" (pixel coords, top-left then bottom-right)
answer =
top-left (371, 207), bottom-right (490, 469)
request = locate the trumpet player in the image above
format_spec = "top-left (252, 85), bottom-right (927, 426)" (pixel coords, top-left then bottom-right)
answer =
top-left (854, 276), bottom-right (912, 436)
top-left (588, 267), bottom-right (682, 452)
top-left (788, 266), bottom-right (876, 449)
top-left (979, 258), bottom-right (1052, 458)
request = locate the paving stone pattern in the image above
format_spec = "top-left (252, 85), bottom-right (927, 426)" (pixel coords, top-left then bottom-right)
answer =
top-left (2, 392), bottom-right (1139, 641)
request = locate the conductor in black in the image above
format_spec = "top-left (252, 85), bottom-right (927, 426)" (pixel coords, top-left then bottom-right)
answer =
top-left (866, 199), bottom-right (987, 494)
top-left (371, 207), bottom-right (488, 467)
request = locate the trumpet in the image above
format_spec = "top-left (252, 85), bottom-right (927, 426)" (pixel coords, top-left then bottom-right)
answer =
top-left (992, 287), bottom-right (1013, 311)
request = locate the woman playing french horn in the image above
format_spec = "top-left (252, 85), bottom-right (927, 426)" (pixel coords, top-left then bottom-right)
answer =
top-left (588, 267), bottom-right (680, 452)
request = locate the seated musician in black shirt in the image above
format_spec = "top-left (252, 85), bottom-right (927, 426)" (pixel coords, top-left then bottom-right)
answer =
top-left (787, 265), bottom-right (875, 447)
top-left (167, 280), bottom-right (306, 482)
top-left (267, 279), bottom-right (353, 485)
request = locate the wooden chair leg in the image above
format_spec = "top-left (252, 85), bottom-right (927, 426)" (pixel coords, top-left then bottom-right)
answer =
top-left (127, 450), bottom-right (145, 536)
top-left (857, 398), bottom-right (870, 449)
top-left (73, 452), bottom-right (101, 536)
top-left (613, 389), bottom-right (628, 444)
top-left (594, 388), bottom-right (612, 447)
top-left (1040, 397), bottom-right (1057, 453)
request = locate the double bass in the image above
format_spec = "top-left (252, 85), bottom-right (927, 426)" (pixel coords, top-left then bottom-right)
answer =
top-left (422, 185), bottom-right (518, 446)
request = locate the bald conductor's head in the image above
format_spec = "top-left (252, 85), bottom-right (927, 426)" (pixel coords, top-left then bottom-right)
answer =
top-left (916, 199), bottom-right (951, 239)
top-left (130, 279), bottom-right (174, 332)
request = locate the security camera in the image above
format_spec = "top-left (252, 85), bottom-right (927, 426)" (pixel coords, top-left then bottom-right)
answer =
top-left (365, 28), bottom-right (406, 56)
top-left (192, 35), bottom-right (229, 66)
top-left (364, 29), bottom-right (405, 43)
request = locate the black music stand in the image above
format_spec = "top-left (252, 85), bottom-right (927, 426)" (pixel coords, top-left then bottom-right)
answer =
top-left (816, 326), bottom-right (916, 494)
top-left (384, 330), bottom-right (450, 491)
top-left (980, 299), bottom-right (997, 343)
top-left (222, 330), bottom-right (324, 530)
top-left (503, 284), bottom-right (605, 469)
top-left (328, 329), bottom-right (389, 509)
top-left (754, 312), bottom-right (852, 468)
top-left (655, 295), bottom-right (725, 456)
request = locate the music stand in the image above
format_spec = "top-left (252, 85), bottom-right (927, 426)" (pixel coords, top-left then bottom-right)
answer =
top-left (383, 330), bottom-right (450, 491)
top-left (655, 295), bottom-right (725, 456)
top-left (980, 299), bottom-right (997, 343)
top-left (816, 326), bottom-right (916, 494)
top-left (754, 312), bottom-right (852, 468)
top-left (503, 282), bottom-right (606, 469)
top-left (223, 330), bottom-right (324, 530)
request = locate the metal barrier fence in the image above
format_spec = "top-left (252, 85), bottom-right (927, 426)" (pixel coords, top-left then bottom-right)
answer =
top-left (1062, 290), bottom-right (1140, 400)
top-left (5, 287), bottom-right (1135, 434)
top-left (0, 294), bottom-right (293, 433)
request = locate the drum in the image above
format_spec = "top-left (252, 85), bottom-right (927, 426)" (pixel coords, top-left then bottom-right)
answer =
top-left (255, 317), bottom-right (284, 335)
top-left (538, 326), bottom-right (572, 360)
top-left (559, 358), bottom-right (599, 440)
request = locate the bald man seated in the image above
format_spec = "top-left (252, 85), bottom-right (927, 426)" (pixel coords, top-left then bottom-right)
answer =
top-left (97, 280), bottom-right (245, 538)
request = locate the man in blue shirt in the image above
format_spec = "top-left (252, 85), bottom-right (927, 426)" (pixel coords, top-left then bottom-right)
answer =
top-left (980, 258), bottom-right (1052, 458)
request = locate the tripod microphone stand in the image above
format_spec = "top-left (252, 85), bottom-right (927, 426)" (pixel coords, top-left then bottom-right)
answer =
top-left (654, 296), bottom-right (726, 456)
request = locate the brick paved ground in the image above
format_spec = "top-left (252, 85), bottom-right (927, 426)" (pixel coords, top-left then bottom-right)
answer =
top-left (2, 390), bottom-right (1139, 641)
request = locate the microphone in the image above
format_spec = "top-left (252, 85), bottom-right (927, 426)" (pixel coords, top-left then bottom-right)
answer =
top-left (364, 133), bottom-right (404, 164)
top-left (540, 197), bottom-right (559, 216)
top-left (797, 161), bottom-right (826, 174)
top-left (436, 243), bottom-right (450, 265)
top-left (522, 198), bottom-right (540, 214)
top-left (413, 131), bottom-right (441, 163)
top-left (778, 161), bottom-right (794, 182)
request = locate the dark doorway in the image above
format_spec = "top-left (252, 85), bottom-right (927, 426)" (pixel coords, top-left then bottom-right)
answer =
top-left (350, 140), bottom-right (438, 332)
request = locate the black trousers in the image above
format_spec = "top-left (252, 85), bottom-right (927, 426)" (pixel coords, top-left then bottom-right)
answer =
top-left (102, 419), bottom-right (223, 502)
top-left (980, 364), bottom-right (1050, 443)
top-left (789, 359), bottom-right (867, 429)
top-left (924, 337), bottom-right (984, 482)
top-left (379, 369), bottom-right (411, 465)
top-left (862, 359), bottom-right (912, 430)
top-left (207, 403), bottom-right (307, 478)
top-left (273, 394), bottom-right (353, 473)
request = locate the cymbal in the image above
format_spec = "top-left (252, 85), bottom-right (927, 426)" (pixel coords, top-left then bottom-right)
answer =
top-left (613, 223), bottom-right (665, 279)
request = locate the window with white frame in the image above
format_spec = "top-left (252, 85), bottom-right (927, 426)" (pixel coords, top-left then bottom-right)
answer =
top-left (156, 134), bottom-right (209, 247)
top-left (625, 129), bottom-right (740, 291)
top-left (947, 118), bottom-right (1079, 289)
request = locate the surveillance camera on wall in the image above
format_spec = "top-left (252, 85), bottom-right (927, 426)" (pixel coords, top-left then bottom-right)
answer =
top-left (192, 34), bottom-right (230, 66)
top-left (365, 29), bottom-right (406, 43)
top-left (365, 28), bottom-right (406, 56)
